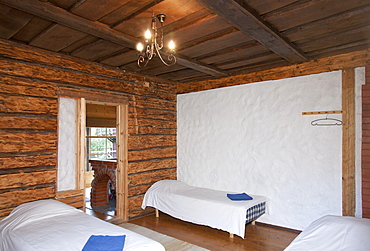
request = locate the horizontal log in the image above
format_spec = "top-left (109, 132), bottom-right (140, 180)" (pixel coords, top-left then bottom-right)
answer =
top-left (56, 191), bottom-right (84, 208)
top-left (128, 125), bottom-right (176, 136)
top-left (0, 170), bottom-right (56, 189)
top-left (129, 96), bottom-right (176, 111)
top-left (128, 117), bottom-right (177, 129)
top-left (129, 169), bottom-right (176, 187)
top-left (0, 154), bottom-right (56, 170)
top-left (0, 186), bottom-right (55, 209)
top-left (128, 183), bottom-right (152, 197)
top-left (56, 189), bottom-right (84, 199)
top-left (0, 93), bottom-right (58, 116)
top-left (178, 48), bottom-right (370, 94)
top-left (128, 147), bottom-right (177, 162)
top-left (128, 135), bottom-right (176, 150)
top-left (0, 207), bottom-right (13, 220)
top-left (128, 158), bottom-right (176, 175)
top-left (128, 106), bottom-right (176, 121)
top-left (128, 195), bottom-right (144, 212)
top-left (0, 75), bottom-right (58, 98)
top-left (146, 82), bottom-right (177, 96)
top-left (0, 130), bottom-right (57, 153)
top-left (0, 116), bottom-right (57, 130)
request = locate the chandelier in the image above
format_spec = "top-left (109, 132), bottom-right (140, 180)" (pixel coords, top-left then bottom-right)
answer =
top-left (136, 14), bottom-right (176, 67)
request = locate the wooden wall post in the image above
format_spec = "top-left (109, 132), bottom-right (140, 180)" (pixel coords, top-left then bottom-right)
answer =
top-left (116, 103), bottom-right (129, 221)
top-left (342, 68), bottom-right (356, 216)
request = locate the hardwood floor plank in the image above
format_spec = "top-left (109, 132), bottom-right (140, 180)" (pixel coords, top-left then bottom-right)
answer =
top-left (128, 213), bottom-right (299, 251)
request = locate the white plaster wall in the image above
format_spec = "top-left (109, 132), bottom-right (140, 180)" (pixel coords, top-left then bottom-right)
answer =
top-left (177, 71), bottom-right (345, 230)
top-left (355, 67), bottom-right (365, 217)
top-left (57, 97), bottom-right (77, 191)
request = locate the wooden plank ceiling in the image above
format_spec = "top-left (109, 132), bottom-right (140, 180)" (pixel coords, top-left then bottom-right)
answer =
top-left (0, 0), bottom-right (369, 83)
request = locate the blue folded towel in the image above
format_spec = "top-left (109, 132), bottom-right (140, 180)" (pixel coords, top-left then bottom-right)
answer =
top-left (227, 193), bottom-right (253, 201)
top-left (82, 235), bottom-right (126, 251)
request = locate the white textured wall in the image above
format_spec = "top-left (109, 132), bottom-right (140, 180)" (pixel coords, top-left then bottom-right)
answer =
top-left (177, 71), bottom-right (346, 230)
top-left (355, 67), bottom-right (365, 217)
top-left (57, 97), bottom-right (77, 191)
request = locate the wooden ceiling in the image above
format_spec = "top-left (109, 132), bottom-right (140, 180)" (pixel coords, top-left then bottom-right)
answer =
top-left (1, 0), bottom-right (369, 83)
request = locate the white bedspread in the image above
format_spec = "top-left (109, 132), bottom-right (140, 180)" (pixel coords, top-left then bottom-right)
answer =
top-left (284, 215), bottom-right (370, 251)
top-left (142, 180), bottom-right (268, 238)
top-left (0, 199), bottom-right (165, 251)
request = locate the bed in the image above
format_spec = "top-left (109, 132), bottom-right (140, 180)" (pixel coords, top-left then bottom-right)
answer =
top-left (141, 180), bottom-right (268, 238)
top-left (284, 215), bottom-right (370, 251)
top-left (0, 199), bottom-right (165, 251)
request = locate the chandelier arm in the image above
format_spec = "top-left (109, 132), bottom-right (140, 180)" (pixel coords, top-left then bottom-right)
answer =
top-left (138, 54), bottom-right (150, 68)
top-left (146, 43), bottom-right (155, 60)
top-left (155, 42), bottom-right (176, 66)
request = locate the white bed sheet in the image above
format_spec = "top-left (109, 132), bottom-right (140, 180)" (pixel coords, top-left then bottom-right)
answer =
top-left (284, 215), bottom-right (370, 251)
top-left (142, 180), bottom-right (268, 238)
top-left (0, 199), bottom-right (165, 251)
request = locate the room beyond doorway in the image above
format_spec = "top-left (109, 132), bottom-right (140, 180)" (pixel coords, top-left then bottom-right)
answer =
top-left (85, 103), bottom-right (117, 218)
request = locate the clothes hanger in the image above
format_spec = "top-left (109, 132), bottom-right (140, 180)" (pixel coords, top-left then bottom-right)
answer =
top-left (311, 115), bottom-right (343, 126)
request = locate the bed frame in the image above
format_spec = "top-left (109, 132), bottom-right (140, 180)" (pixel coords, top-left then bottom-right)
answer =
top-left (142, 180), bottom-right (267, 239)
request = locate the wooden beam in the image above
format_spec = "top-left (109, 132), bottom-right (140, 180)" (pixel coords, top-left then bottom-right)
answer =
top-left (0, 0), bottom-right (138, 48)
top-left (342, 68), bottom-right (356, 216)
top-left (174, 53), bottom-right (228, 77)
top-left (0, 0), bottom-right (226, 77)
top-left (177, 48), bottom-right (370, 94)
top-left (195, 0), bottom-right (308, 63)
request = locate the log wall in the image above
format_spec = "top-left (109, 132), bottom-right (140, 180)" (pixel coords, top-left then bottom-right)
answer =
top-left (0, 39), bottom-right (177, 219)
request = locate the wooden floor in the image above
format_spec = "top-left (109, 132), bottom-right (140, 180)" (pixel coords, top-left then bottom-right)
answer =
top-left (110, 212), bottom-right (299, 251)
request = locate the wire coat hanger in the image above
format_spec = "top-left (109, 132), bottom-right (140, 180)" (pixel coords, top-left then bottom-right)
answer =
top-left (311, 115), bottom-right (343, 126)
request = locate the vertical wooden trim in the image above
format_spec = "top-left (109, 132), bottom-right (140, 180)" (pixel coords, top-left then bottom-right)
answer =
top-left (342, 68), bottom-right (356, 216)
top-left (76, 98), bottom-right (86, 210)
top-left (116, 103), bottom-right (128, 220)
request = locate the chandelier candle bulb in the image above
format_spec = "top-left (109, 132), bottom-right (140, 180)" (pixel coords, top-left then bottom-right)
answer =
top-left (136, 43), bottom-right (144, 52)
top-left (144, 29), bottom-right (152, 40)
top-left (168, 40), bottom-right (175, 50)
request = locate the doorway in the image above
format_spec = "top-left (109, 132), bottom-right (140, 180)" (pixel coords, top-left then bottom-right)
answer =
top-left (85, 103), bottom-right (117, 218)
top-left (58, 87), bottom-right (128, 220)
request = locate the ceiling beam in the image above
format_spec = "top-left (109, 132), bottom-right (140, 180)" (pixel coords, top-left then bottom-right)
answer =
top-left (0, 0), bottom-right (139, 48)
top-left (0, 0), bottom-right (227, 77)
top-left (196, 0), bottom-right (308, 63)
top-left (173, 54), bottom-right (228, 77)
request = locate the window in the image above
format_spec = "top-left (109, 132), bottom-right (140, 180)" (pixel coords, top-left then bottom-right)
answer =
top-left (86, 127), bottom-right (117, 162)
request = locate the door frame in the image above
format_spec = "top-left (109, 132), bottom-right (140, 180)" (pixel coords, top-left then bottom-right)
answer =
top-left (59, 87), bottom-right (128, 220)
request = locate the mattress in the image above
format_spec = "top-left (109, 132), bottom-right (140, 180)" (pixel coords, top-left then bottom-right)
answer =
top-left (246, 201), bottom-right (266, 224)
top-left (0, 199), bottom-right (165, 251)
top-left (284, 215), bottom-right (370, 251)
top-left (142, 180), bottom-right (268, 238)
